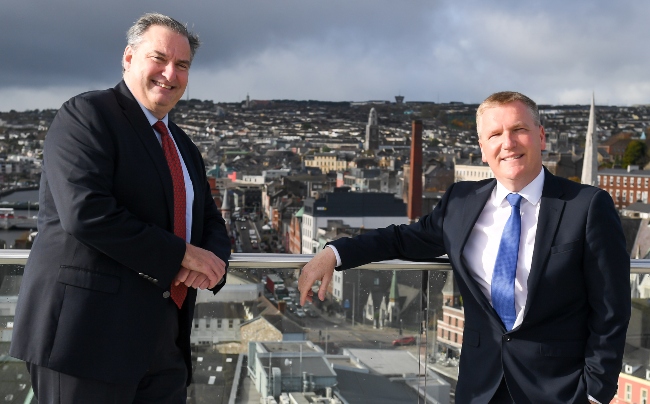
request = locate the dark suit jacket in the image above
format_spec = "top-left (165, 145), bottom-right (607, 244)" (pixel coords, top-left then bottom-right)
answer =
top-left (331, 169), bottom-right (630, 403)
top-left (9, 81), bottom-right (231, 385)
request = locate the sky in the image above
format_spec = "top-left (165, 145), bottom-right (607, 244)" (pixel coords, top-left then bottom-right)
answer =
top-left (3, 0), bottom-right (650, 112)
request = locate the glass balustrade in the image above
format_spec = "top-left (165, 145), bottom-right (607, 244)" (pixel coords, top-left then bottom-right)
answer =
top-left (0, 251), bottom-right (646, 403)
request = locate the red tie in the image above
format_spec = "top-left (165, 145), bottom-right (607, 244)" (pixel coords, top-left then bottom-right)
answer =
top-left (153, 121), bottom-right (187, 309)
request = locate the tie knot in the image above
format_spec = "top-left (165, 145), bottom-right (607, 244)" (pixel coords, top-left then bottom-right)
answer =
top-left (506, 193), bottom-right (523, 208)
top-left (152, 121), bottom-right (169, 137)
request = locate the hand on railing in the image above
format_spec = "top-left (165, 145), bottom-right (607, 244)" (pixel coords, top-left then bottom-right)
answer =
top-left (298, 247), bottom-right (337, 306)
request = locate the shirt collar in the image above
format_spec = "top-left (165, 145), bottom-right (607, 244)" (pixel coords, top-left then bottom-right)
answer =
top-left (124, 82), bottom-right (169, 127)
top-left (493, 168), bottom-right (545, 207)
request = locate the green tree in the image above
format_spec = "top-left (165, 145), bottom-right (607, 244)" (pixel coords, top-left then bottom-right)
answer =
top-left (623, 140), bottom-right (646, 167)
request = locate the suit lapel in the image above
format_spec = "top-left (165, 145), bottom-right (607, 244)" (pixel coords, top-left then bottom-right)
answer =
top-left (451, 180), bottom-right (498, 313)
top-left (521, 169), bottom-right (565, 321)
top-left (113, 81), bottom-right (175, 227)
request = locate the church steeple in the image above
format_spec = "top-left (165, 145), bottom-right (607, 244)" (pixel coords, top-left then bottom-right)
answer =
top-left (581, 93), bottom-right (598, 186)
top-left (389, 270), bottom-right (398, 303)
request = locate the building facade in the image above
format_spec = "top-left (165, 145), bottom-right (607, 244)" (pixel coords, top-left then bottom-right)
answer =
top-left (598, 167), bottom-right (650, 209)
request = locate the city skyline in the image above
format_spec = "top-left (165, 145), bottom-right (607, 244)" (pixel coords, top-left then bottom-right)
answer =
top-left (3, 1), bottom-right (650, 112)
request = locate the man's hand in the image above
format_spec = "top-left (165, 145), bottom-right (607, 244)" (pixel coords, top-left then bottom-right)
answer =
top-left (175, 243), bottom-right (226, 289)
top-left (298, 247), bottom-right (337, 306)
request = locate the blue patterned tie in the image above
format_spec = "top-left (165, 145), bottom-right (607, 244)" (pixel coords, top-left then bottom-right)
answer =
top-left (491, 193), bottom-right (523, 331)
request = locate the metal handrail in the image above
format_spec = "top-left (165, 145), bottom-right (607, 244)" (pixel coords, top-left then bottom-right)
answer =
top-left (1, 250), bottom-right (650, 273)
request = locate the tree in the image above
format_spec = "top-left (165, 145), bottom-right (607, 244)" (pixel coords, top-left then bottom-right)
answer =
top-left (622, 140), bottom-right (646, 168)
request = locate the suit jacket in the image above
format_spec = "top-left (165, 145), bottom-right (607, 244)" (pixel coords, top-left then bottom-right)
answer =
top-left (9, 81), bottom-right (231, 385)
top-left (331, 169), bottom-right (630, 403)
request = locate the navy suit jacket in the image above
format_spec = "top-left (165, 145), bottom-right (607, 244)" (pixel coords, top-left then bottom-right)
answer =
top-left (9, 81), bottom-right (231, 385)
top-left (331, 169), bottom-right (630, 403)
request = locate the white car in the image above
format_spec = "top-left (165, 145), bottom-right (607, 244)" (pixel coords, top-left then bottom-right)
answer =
top-left (295, 308), bottom-right (306, 318)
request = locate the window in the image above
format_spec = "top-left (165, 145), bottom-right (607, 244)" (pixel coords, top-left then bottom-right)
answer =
top-left (617, 177), bottom-right (620, 185)
top-left (624, 177), bottom-right (628, 186)
top-left (623, 191), bottom-right (627, 202)
top-left (194, 323), bottom-right (199, 329)
top-left (646, 178), bottom-right (649, 188)
top-left (642, 389), bottom-right (648, 404)
top-left (217, 319), bottom-right (222, 328)
top-left (638, 178), bottom-right (642, 186)
top-left (610, 177), bottom-right (614, 186)
top-left (626, 384), bottom-right (632, 401)
top-left (455, 318), bottom-right (458, 327)
top-left (228, 319), bottom-right (233, 329)
top-left (638, 191), bottom-right (642, 202)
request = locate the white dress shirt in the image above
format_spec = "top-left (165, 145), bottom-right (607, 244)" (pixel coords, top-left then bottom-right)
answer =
top-left (463, 168), bottom-right (544, 329)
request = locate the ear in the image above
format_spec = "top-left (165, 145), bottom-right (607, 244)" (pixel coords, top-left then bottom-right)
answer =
top-left (122, 46), bottom-right (133, 71)
top-left (539, 126), bottom-right (546, 151)
top-left (478, 138), bottom-right (487, 162)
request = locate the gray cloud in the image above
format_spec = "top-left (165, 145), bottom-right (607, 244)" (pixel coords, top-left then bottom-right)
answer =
top-left (2, 0), bottom-right (650, 111)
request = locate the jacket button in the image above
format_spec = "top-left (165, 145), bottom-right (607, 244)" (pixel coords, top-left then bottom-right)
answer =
top-left (163, 291), bottom-right (170, 298)
top-left (138, 273), bottom-right (144, 277)
top-left (503, 335), bottom-right (512, 342)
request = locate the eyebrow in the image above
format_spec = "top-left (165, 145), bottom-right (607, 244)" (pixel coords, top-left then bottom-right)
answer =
top-left (151, 50), bottom-right (191, 67)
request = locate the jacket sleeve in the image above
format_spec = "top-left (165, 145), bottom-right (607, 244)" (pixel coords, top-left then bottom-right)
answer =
top-left (331, 183), bottom-right (454, 270)
top-left (44, 95), bottom-right (188, 289)
top-left (583, 189), bottom-right (631, 402)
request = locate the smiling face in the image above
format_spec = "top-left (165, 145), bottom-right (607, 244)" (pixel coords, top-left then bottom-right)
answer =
top-left (122, 25), bottom-right (191, 119)
top-left (478, 100), bottom-right (546, 192)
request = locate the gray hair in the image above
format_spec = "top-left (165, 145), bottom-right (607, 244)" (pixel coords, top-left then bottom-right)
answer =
top-left (123, 13), bottom-right (200, 71)
top-left (476, 91), bottom-right (541, 134)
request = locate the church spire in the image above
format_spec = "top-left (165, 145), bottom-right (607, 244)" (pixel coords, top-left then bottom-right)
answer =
top-left (581, 93), bottom-right (598, 186)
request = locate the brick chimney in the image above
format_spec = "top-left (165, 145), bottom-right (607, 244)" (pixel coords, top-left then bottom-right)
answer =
top-left (408, 120), bottom-right (423, 222)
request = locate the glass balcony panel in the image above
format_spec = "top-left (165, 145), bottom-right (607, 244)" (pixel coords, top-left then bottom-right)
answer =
top-left (0, 252), bottom-right (647, 403)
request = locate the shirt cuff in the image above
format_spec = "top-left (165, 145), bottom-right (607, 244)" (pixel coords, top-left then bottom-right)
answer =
top-left (326, 245), bottom-right (342, 267)
top-left (588, 395), bottom-right (601, 404)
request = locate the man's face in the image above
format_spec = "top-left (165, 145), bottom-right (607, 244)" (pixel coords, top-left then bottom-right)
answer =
top-left (478, 101), bottom-right (546, 192)
top-left (122, 25), bottom-right (191, 119)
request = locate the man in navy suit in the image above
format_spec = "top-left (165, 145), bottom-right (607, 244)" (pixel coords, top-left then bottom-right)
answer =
top-left (299, 92), bottom-right (630, 403)
top-left (10, 13), bottom-right (230, 403)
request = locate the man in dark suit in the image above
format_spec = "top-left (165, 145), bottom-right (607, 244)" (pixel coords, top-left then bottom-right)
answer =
top-left (299, 92), bottom-right (630, 403)
top-left (9, 13), bottom-right (230, 403)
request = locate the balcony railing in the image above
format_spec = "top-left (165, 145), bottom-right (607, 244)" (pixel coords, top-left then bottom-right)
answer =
top-left (0, 251), bottom-right (647, 404)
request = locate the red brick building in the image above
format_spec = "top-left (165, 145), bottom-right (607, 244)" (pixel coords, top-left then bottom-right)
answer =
top-left (598, 167), bottom-right (650, 209)
top-left (437, 272), bottom-right (464, 358)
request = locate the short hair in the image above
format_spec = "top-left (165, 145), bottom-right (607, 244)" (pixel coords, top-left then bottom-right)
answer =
top-left (476, 91), bottom-right (540, 134)
top-left (123, 13), bottom-right (200, 71)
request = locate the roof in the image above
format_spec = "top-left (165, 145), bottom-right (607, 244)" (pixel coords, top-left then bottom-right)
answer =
top-left (304, 192), bottom-right (406, 217)
top-left (194, 302), bottom-right (247, 319)
top-left (334, 368), bottom-right (421, 404)
top-left (345, 349), bottom-right (425, 376)
top-left (599, 168), bottom-right (650, 176)
top-left (623, 202), bottom-right (650, 214)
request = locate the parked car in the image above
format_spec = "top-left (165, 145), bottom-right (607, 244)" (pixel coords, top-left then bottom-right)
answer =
top-left (295, 308), bottom-right (306, 318)
top-left (392, 336), bottom-right (416, 346)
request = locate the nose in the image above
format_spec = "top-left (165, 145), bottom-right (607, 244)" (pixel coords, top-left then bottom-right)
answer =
top-left (162, 62), bottom-right (177, 82)
top-left (502, 131), bottom-right (516, 149)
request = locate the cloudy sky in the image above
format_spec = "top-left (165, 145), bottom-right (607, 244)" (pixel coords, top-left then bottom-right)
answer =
top-left (2, 0), bottom-right (650, 111)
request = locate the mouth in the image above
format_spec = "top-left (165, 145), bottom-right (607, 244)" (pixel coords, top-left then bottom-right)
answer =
top-left (153, 80), bottom-right (173, 90)
top-left (501, 154), bottom-right (523, 162)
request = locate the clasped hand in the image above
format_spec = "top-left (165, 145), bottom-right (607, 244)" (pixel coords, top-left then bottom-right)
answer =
top-left (174, 243), bottom-right (226, 290)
